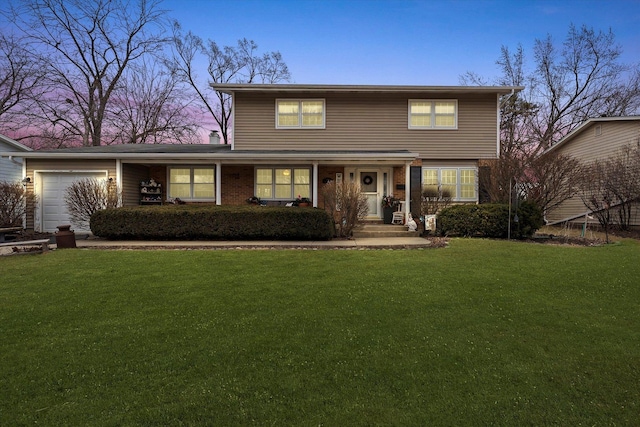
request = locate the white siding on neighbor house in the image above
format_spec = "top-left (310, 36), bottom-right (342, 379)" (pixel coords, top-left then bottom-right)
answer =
top-left (546, 120), bottom-right (640, 225)
top-left (0, 141), bottom-right (25, 182)
top-left (232, 92), bottom-right (500, 160)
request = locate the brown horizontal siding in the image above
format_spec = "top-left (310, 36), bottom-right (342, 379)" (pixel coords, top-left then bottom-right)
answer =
top-left (546, 120), bottom-right (640, 226)
top-left (233, 92), bottom-right (498, 159)
top-left (558, 121), bottom-right (640, 162)
top-left (122, 164), bottom-right (150, 206)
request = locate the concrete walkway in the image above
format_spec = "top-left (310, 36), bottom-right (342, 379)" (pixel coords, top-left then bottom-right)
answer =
top-left (72, 236), bottom-right (433, 250)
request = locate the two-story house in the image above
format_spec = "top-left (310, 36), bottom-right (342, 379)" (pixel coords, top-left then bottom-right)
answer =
top-left (1, 84), bottom-right (521, 233)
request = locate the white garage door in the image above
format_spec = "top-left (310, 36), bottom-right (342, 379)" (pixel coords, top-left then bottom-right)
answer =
top-left (40, 172), bottom-right (106, 232)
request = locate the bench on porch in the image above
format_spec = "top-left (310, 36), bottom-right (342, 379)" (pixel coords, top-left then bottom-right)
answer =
top-left (0, 239), bottom-right (50, 254)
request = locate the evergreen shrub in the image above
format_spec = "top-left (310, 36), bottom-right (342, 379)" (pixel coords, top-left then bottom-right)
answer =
top-left (90, 205), bottom-right (334, 241)
top-left (436, 201), bottom-right (543, 239)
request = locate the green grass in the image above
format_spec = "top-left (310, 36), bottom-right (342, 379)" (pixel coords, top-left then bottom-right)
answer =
top-left (1, 239), bottom-right (639, 425)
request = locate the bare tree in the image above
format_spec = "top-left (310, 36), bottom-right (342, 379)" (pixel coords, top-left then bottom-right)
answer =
top-left (10, 0), bottom-right (168, 146)
top-left (605, 145), bottom-right (640, 229)
top-left (64, 177), bottom-right (119, 230)
top-left (530, 25), bottom-right (640, 153)
top-left (0, 180), bottom-right (36, 227)
top-left (577, 159), bottom-right (614, 243)
top-left (527, 151), bottom-right (582, 213)
top-left (577, 144), bottom-right (640, 241)
top-left (0, 32), bottom-right (45, 134)
top-left (464, 25), bottom-right (639, 208)
top-left (320, 180), bottom-right (368, 237)
top-left (170, 22), bottom-right (291, 144)
top-left (420, 187), bottom-right (452, 216)
top-left (106, 61), bottom-right (200, 145)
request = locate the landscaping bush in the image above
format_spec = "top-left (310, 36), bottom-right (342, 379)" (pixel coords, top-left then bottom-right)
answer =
top-left (0, 180), bottom-right (36, 227)
top-left (90, 204), bottom-right (334, 240)
top-left (65, 178), bottom-right (119, 230)
top-left (437, 201), bottom-right (543, 239)
top-left (319, 180), bottom-right (369, 237)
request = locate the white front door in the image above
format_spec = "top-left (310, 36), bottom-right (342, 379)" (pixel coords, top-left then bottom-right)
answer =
top-left (360, 171), bottom-right (379, 217)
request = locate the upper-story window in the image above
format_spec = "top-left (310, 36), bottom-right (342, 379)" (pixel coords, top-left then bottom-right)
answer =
top-left (276, 99), bottom-right (325, 129)
top-left (409, 100), bottom-right (457, 129)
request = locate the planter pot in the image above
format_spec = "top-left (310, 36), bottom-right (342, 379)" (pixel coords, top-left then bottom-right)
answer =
top-left (383, 207), bottom-right (394, 224)
top-left (55, 224), bottom-right (77, 249)
top-left (298, 202), bottom-right (311, 207)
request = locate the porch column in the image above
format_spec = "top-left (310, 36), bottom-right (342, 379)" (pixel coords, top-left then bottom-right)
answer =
top-left (312, 162), bottom-right (319, 207)
top-left (405, 161), bottom-right (411, 222)
top-left (216, 161), bottom-right (222, 205)
top-left (115, 159), bottom-right (123, 207)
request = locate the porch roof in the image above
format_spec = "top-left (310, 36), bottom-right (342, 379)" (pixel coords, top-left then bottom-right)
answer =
top-left (2, 144), bottom-right (418, 164)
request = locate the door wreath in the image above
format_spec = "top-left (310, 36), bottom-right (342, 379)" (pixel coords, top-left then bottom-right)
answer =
top-left (362, 175), bottom-right (373, 185)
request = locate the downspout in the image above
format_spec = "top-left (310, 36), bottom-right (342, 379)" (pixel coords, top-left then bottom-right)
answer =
top-left (404, 161), bottom-right (411, 223)
top-left (229, 92), bottom-right (235, 149)
top-left (216, 161), bottom-right (222, 205)
top-left (312, 162), bottom-right (319, 207)
top-left (21, 159), bottom-right (27, 229)
top-left (497, 89), bottom-right (515, 158)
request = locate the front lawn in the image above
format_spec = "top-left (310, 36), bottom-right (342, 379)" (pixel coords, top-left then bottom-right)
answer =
top-left (1, 239), bottom-right (639, 425)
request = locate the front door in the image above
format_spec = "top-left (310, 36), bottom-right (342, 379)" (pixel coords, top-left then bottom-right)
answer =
top-left (360, 171), bottom-right (379, 217)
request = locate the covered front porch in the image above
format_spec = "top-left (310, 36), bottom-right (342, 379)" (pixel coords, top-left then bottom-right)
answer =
top-left (118, 149), bottom-right (420, 223)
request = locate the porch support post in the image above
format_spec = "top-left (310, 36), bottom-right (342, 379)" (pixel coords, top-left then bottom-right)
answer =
top-left (312, 162), bottom-right (319, 207)
top-left (404, 161), bottom-right (411, 222)
top-left (115, 159), bottom-right (123, 207)
top-left (216, 161), bottom-right (222, 205)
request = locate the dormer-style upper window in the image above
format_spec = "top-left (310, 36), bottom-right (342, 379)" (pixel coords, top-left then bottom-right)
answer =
top-left (409, 100), bottom-right (457, 129)
top-left (276, 99), bottom-right (325, 129)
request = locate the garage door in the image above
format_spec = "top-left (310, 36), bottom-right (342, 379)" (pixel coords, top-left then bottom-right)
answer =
top-left (40, 172), bottom-right (106, 232)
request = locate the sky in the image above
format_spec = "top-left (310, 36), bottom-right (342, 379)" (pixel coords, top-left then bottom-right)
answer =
top-left (163, 0), bottom-right (640, 85)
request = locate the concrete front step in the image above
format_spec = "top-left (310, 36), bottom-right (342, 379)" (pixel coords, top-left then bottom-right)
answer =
top-left (352, 223), bottom-right (420, 238)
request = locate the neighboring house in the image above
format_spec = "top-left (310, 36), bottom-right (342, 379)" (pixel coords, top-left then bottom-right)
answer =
top-left (544, 116), bottom-right (640, 227)
top-left (0, 84), bottom-right (521, 233)
top-left (0, 134), bottom-right (31, 183)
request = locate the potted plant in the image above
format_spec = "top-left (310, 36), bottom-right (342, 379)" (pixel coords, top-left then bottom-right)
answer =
top-left (294, 195), bottom-right (312, 207)
top-left (381, 195), bottom-right (399, 224)
top-left (247, 196), bottom-right (262, 205)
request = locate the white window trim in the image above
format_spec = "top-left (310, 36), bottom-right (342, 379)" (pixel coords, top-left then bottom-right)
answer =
top-left (408, 99), bottom-right (458, 130)
top-left (255, 167), bottom-right (312, 200)
top-left (275, 99), bottom-right (326, 129)
top-left (422, 167), bottom-right (477, 201)
top-left (167, 166), bottom-right (216, 201)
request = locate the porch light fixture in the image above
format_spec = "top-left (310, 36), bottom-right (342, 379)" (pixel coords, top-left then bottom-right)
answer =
top-left (22, 176), bottom-right (31, 184)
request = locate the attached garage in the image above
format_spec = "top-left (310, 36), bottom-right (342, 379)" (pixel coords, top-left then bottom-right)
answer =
top-left (36, 171), bottom-right (109, 232)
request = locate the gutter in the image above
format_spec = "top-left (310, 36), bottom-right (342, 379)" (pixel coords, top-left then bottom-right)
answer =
top-left (2, 151), bottom-right (420, 161)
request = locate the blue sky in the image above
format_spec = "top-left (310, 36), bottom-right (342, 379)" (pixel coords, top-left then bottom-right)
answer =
top-left (165, 0), bottom-right (640, 85)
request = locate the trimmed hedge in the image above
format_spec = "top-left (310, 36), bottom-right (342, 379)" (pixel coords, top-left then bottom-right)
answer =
top-left (90, 205), bottom-right (334, 241)
top-left (436, 201), bottom-right (543, 239)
